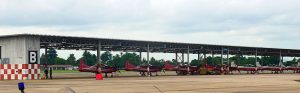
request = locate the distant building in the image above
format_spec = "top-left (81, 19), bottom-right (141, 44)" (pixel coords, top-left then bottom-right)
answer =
top-left (42, 65), bottom-right (74, 70)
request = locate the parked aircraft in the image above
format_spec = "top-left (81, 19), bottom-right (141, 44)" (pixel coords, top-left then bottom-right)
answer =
top-left (163, 61), bottom-right (199, 75)
top-left (78, 59), bottom-right (118, 77)
top-left (125, 60), bottom-right (162, 76)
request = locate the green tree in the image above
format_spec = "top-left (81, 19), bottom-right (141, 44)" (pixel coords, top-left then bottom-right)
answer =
top-left (284, 58), bottom-right (297, 66)
top-left (40, 53), bottom-right (47, 65)
top-left (67, 54), bottom-right (77, 66)
top-left (142, 58), bottom-right (147, 65)
top-left (48, 48), bottom-right (57, 65)
top-left (101, 51), bottom-right (112, 63)
top-left (82, 50), bottom-right (97, 66)
top-left (207, 56), bottom-right (222, 66)
top-left (149, 57), bottom-right (164, 67)
top-left (170, 59), bottom-right (179, 65)
top-left (261, 56), bottom-right (280, 66)
top-left (54, 57), bottom-right (67, 65)
top-left (229, 55), bottom-right (239, 65)
top-left (119, 52), bottom-right (141, 67)
top-left (108, 52), bottom-right (168, 68)
top-left (190, 59), bottom-right (201, 67)
top-left (243, 57), bottom-right (256, 66)
top-left (109, 54), bottom-right (121, 67)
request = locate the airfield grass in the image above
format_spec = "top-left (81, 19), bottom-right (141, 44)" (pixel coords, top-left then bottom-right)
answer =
top-left (52, 70), bottom-right (80, 73)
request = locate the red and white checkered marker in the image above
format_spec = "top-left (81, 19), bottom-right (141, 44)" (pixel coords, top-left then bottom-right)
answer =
top-left (0, 64), bottom-right (40, 80)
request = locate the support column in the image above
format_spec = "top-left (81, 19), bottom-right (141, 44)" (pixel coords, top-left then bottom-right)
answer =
top-left (182, 52), bottom-right (184, 64)
top-left (262, 55), bottom-right (264, 66)
top-left (45, 46), bottom-right (48, 66)
top-left (227, 48), bottom-right (229, 65)
top-left (96, 42), bottom-right (102, 73)
top-left (197, 52), bottom-right (201, 65)
top-left (221, 48), bottom-right (225, 73)
top-left (279, 50), bottom-right (282, 66)
top-left (280, 50), bottom-right (282, 62)
top-left (175, 52), bottom-right (178, 64)
top-left (281, 56), bottom-right (284, 63)
top-left (97, 42), bottom-right (101, 63)
top-left (211, 51), bottom-right (214, 64)
top-left (221, 48), bottom-right (224, 66)
top-left (297, 56), bottom-right (300, 67)
top-left (147, 43), bottom-right (150, 73)
top-left (187, 46), bottom-right (190, 63)
top-left (255, 49), bottom-right (258, 66)
top-left (197, 52), bottom-right (200, 61)
top-left (237, 49), bottom-right (241, 66)
top-left (139, 51), bottom-right (142, 65)
top-left (204, 52), bottom-right (207, 60)
top-left (204, 52), bottom-right (207, 64)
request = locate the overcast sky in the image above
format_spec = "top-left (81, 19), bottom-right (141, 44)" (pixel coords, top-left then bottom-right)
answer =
top-left (1, 0), bottom-right (300, 60)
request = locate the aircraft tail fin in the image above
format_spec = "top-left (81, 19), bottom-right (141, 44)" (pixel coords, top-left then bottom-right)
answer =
top-left (164, 61), bottom-right (175, 70)
top-left (125, 60), bottom-right (136, 71)
top-left (79, 58), bottom-right (90, 71)
top-left (204, 63), bottom-right (213, 68)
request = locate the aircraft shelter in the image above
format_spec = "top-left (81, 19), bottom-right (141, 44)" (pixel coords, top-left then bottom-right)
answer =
top-left (0, 34), bottom-right (300, 80)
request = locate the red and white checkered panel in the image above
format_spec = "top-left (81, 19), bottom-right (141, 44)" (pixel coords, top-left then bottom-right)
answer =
top-left (0, 64), bottom-right (40, 80)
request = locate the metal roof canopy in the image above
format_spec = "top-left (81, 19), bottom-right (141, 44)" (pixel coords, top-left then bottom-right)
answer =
top-left (2, 34), bottom-right (300, 57)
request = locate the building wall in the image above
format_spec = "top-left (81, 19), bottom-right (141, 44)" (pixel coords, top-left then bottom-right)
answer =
top-left (0, 36), bottom-right (40, 64)
top-left (0, 36), bottom-right (26, 64)
top-left (0, 36), bottom-right (40, 80)
top-left (25, 36), bottom-right (40, 64)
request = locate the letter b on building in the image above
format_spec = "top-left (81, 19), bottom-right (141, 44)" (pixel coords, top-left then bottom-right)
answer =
top-left (29, 51), bottom-right (38, 64)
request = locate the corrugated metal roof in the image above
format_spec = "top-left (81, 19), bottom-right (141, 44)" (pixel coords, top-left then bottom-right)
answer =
top-left (1, 34), bottom-right (300, 56)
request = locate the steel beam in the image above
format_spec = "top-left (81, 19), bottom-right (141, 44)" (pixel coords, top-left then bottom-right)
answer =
top-left (34, 34), bottom-right (300, 57)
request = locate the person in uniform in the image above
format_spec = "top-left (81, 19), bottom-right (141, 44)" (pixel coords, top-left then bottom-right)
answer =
top-left (44, 68), bottom-right (49, 79)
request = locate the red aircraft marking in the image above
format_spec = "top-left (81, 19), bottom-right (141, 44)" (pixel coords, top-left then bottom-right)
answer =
top-left (163, 61), bottom-right (200, 75)
top-left (229, 62), bottom-right (286, 74)
top-left (283, 67), bottom-right (300, 73)
top-left (78, 59), bottom-right (118, 77)
top-left (125, 60), bottom-right (162, 76)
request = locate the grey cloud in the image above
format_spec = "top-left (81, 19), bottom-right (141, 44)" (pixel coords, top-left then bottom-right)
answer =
top-left (0, 0), bottom-right (300, 49)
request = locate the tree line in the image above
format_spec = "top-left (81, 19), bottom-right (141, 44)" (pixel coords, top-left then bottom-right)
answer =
top-left (40, 49), bottom-right (300, 68)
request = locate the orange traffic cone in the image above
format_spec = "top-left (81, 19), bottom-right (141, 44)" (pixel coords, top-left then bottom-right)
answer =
top-left (96, 73), bottom-right (103, 80)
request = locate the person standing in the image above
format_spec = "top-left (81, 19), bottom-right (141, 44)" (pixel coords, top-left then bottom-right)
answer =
top-left (44, 68), bottom-right (49, 79)
top-left (49, 67), bottom-right (53, 79)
